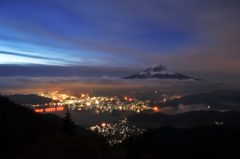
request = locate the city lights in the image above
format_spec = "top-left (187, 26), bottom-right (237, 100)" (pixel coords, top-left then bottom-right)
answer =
top-left (34, 91), bottom-right (154, 114)
top-left (88, 118), bottom-right (145, 146)
top-left (101, 123), bottom-right (106, 127)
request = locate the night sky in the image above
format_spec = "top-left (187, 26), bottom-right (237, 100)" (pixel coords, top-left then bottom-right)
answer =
top-left (1, 0), bottom-right (240, 94)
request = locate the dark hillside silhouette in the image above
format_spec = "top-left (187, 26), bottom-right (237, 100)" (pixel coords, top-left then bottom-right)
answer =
top-left (8, 94), bottom-right (53, 105)
top-left (160, 90), bottom-right (240, 111)
top-left (128, 110), bottom-right (240, 127)
top-left (1, 95), bottom-right (240, 158)
top-left (120, 125), bottom-right (240, 159)
top-left (0, 95), bottom-right (110, 159)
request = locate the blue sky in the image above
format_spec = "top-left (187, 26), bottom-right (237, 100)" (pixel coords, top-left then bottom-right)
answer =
top-left (1, 0), bottom-right (240, 83)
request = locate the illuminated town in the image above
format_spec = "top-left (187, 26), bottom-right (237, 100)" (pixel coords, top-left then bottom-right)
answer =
top-left (88, 118), bottom-right (146, 146)
top-left (32, 91), bottom-right (159, 114)
top-left (30, 91), bottom-right (181, 145)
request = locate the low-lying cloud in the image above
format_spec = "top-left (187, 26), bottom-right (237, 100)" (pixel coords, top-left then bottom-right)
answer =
top-left (160, 104), bottom-right (208, 115)
top-left (0, 76), bottom-right (238, 97)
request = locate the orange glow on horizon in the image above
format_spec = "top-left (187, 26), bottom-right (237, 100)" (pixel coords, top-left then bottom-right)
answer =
top-left (101, 123), bottom-right (106, 127)
top-left (34, 107), bottom-right (64, 113)
top-left (153, 107), bottom-right (159, 111)
top-left (34, 109), bottom-right (43, 112)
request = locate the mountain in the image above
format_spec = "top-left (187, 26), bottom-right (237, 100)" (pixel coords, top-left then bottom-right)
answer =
top-left (128, 110), bottom-right (240, 127)
top-left (124, 64), bottom-right (203, 81)
top-left (122, 125), bottom-right (240, 159)
top-left (160, 90), bottom-right (240, 111)
top-left (8, 94), bottom-right (52, 105)
top-left (0, 95), bottom-right (108, 158)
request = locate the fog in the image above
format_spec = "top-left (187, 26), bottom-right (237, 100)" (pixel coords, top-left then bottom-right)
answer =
top-left (1, 76), bottom-right (238, 98)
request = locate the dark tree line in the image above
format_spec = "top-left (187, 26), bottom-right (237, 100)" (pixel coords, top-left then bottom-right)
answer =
top-left (1, 95), bottom-right (240, 159)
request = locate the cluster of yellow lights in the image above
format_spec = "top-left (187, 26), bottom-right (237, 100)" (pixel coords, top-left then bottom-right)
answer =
top-left (41, 91), bottom-right (92, 101)
top-left (101, 123), bottom-right (106, 127)
top-left (124, 97), bottom-right (133, 101)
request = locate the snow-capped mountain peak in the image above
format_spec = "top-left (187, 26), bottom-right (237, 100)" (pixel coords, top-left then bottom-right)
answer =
top-left (124, 64), bottom-right (204, 81)
top-left (137, 64), bottom-right (175, 76)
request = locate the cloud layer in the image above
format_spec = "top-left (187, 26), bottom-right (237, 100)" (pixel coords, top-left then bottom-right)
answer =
top-left (1, 76), bottom-right (238, 96)
top-left (160, 104), bottom-right (208, 115)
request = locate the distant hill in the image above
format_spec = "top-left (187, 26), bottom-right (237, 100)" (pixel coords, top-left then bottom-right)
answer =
top-left (128, 110), bottom-right (240, 127)
top-left (122, 125), bottom-right (240, 159)
top-left (160, 90), bottom-right (240, 111)
top-left (8, 94), bottom-right (53, 104)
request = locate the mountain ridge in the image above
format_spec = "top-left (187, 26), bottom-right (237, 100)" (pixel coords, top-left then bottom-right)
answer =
top-left (128, 110), bottom-right (240, 127)
top-left (124, 64), bottom-right (204, 81)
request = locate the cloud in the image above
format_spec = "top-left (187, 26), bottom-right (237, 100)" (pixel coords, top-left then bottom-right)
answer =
top-left (160, 104), bottom-right (208, 115)
top-left (0, 51), bottom-right (84, 65)
top-left (0, 76), bottom-right (239, 97)
top-left (1, 64), bottom-right (240, 85)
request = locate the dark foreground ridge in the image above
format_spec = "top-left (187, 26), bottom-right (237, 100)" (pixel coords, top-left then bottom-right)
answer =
top-left (128, 110), bottom-right (240, 127)
top-left (1, 95), bottom-right (240, 159)
top-left (0, 95), bottom-right (110, 159)
top-left (120, 125), bottom-right (240, 159)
